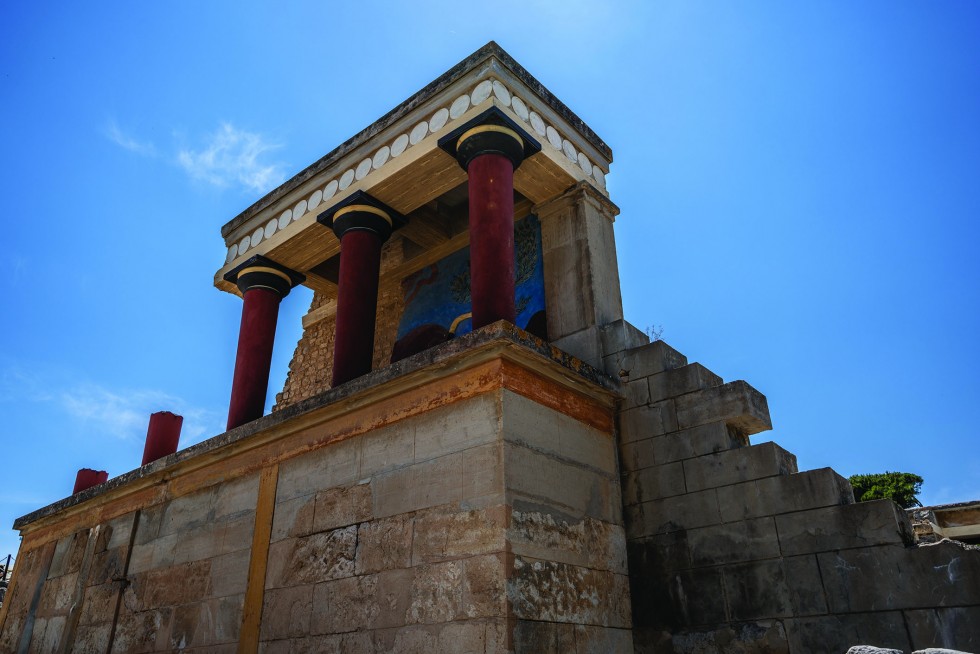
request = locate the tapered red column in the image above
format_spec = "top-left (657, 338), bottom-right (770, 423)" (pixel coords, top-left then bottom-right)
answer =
top-left (441, 110), bottom-right (539, 329)
top-left (225, 257), bottom-right (304, 430)
top-left (142, 411), bottom-right (183, 465)
top-left (73, 468), bottom-right (107, 494)
top-left (318, 193), bottom-right (401, 387)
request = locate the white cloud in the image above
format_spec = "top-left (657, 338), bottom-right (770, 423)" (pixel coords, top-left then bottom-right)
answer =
top-left (104, 119), bottom-right (157, 156)
top-left (58, 383), bottom-right (222, 445)
top-left (176, 123), bottom-right (286, 193)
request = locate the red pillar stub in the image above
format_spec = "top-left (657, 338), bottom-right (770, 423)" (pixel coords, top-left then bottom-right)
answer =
top-left (73, 468), bottom-right (108, 494)
top-left (223, 256), bottom-right (305, 431)
top-left (317, 192), bottom-right (404, 387)
top-left (142, 411), bottom-right (183, 465)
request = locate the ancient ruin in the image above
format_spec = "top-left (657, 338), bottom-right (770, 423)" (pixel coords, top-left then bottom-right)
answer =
top-left (0, 42), bottom-right (977, 653)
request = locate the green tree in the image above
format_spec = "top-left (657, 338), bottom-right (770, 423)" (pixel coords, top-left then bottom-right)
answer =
top-left (848, 472), bottom-right (924, 509)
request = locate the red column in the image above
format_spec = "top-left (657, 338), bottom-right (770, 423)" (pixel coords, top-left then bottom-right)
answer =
top-left (468, 152), bottom-right (516, 328)
top-left (225, 260), bottom-right (302, 430)
top-left (73, 468), bottom-right (108, 494)
top-left (450, 120), bottom-right (531, 329)
top-left (332, 229), bottom-right (384, 386)
top-left (317, 194), bottom-right (400, 387)
top-left (142, 411), bottom-right (183, 465)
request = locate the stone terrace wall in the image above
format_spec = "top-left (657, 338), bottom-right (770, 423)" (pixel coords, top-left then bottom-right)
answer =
top-left (602, 331), bottom-right (980, 654)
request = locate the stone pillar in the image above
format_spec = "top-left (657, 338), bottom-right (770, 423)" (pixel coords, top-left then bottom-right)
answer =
top-left (318, 192), bottom-right (401, 387)
top-left (73, 468), bottom-right (107, 494)
top-left (141, 411), bottom-right (183, 465)
top-left (441, 109), bottom-right (540, 329)
top-left (225, 256), bottom-right (304, 430)
top-left (534, 181), bottom-right (625, 365)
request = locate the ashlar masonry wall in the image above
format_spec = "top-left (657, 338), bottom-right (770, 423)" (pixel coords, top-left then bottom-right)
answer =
top-left (597, 323), bottom-right (980, 654)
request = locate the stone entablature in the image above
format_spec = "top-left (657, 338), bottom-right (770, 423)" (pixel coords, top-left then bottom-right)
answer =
top-left (214, 42), bottom-right (612, 298)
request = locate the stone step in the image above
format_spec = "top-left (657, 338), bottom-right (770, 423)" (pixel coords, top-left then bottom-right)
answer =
top-left (682, 441), bottom-right (798, 493)
top-left (775, 499), bottom-right (915, 556)
top-left (674, 380), bottom-right (772, 438)
top-left (618, 421), bottom-right (749, 476)
top-left (605, 340), bottom-right (688, 380)
top-left (717, 467), bottom-right (855, 521)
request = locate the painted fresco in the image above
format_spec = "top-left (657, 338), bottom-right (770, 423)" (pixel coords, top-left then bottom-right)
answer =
top-left (397, 214), bottom-right (545, 339)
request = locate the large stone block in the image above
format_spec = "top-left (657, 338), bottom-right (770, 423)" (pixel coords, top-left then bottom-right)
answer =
top-left (675, 380), bottom-right (772, 436)
top-left (209, 548), bottom-right (251, 598)
top-left (647, 363), bottom-right (724, 405)
top-left (412, 506), bottom-right (506, 565)
top-left (510, 509), bottom-right (627, 574)
top-left (687, 517), bottom-right (781, 567)
top-left (818, 541), bottom-right (980, 613)
top-left (599, 319), bottom-right (649, 357)
top-left (413, 394), bottom-right (501, 463)
top-left (310, 569), bottom-right (412, 633)
top-left (510, 556), bottom-right (632, 628)
top-left (717, 467), bottom-right (854, 520)
top-left (667, 621), bottom-right (789, 654)
top-left (312, 483), bottom-right (372, 533)
top-left (372, 451), bottom-right (464, 518)
top-left (260, 584), bottom-right (314, 641)
top-left (619, 401), bottom-right (678, 444)
top-left (270, 493), bottom-right (315, 543)
top-left (359, 421), bottom-right (415, 478)
top-left (553, 326), bottom-right (604, 368)
top-left (611, 341), bottom-right (688, 381)
top-left (650, 421), bottom-right (748, 465)
top-left (775, 499), bottom-right (914, 556)
top-left (784, 611), bottom-right (911, 654)
top-left (265, 526), bottom-right (357, 588)
top-left (356, 515), bottom-right (414, 574)
top-left (683, 441), bottom-right (797, 492)
top-left (621, 461), bottom-right (687, 505)
top-left (723, 555), bottom-right (827, 620)
top-left (277, 437), bottom-right (362, 502)
top-left (905, 606), bottom-right (980, 652)
top-left (625, 488), bottom-right (721, 538)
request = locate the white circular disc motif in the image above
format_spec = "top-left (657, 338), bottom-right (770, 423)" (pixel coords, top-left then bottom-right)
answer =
top-left (323, 180), bottom-right (338, 200)
top-left (529, 111), bottom-right (546, 136)
top-left (471, 80), bottom-right (493, 105)
top-left (278, 209), bottom-right (292, 231)
top-left (429, 107), bottom-right (449, 132)
top-left (251, 227), bottom-right (264, 246)
top-left (373, 146), bottom-right (390, 169)
top-left (593, 168), bottom-right (606, 188)
top-left (238, 235), bottom-right (250, 252)
top-left (264, 219), bottom-right (278, 240)
top-left (562, 139), bottom-right (577, 162)
top-left (578, 152), bottom-right (593, 176)
top-left (449, 94), bottom-right (470, 119)
top-left (309, 189), bottom-right (323, 210)
top-left (492, 80), bottom-right (511, 106)
top-left (391, 134), bottom-right (409, 157)
top-left (409, 121), bottom-right (428, 145)
top-left (546, 126), bottom-right (562, 150)
top-left (226, 244), bottom-right (238, 263)
top-left (293, 199), bottom-right (307, 218)
top-left (355, 158), bottom-right (372, 180)
top-left (339, 169), bottom-right (355, 190)
top-left (511, 96), bottom-right (529, 121)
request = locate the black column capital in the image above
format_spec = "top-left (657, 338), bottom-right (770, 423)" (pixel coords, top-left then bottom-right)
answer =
top-left (317, 190), bottom-right (405, 242)
top-left (223, 255), bottom-right (306, 298)
top-left (438, 106), bottom-right (541, 171)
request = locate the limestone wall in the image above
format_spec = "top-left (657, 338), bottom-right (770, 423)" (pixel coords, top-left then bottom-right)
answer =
top-left (602, 329), bottom-right (980, 654)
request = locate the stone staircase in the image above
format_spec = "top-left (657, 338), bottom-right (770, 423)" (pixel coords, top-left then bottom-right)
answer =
top-left (596, 321), bottom-right (980, 653)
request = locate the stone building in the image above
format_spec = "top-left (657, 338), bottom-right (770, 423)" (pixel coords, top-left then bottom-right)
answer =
top-left (0, 42), bottom-right (977, 653)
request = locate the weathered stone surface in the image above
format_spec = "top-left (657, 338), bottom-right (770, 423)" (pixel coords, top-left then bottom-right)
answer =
top-left (260, 584), bottom-right (314, 641)
top-left (266, 526), bottom-right (357, 587)
top-left (718, 467), bottom-right (854, 520)
top-left (271, 493), bottom-right (316, 542)
top-left (553, 326), bottom-right (604, 368)
top-left (776, 500), bottom-right (914, 556)
top-left (614, 340), bottom-right (688, 380)
top-left (623, 460), bottom-right (687, 505)
top-left (502, 388), bottom-right (560, 452)
top-left (211, 472), bottom-right (259, 521)
top-left (413, 394), bottom-right (500, 463)
top-left (210, 547), bottom-right (251, 597)
top-left (647, 363), bottom-right (724, 405)
top-left (683, 441), bottom-right (797, 492)
top-left (651, 421), bottom-right (748, 464)
top-left (48, 530), bottom-right (88, 578)
top-left (127, 532), bottom-right (177, 574)
top-left (141, 559), bottom-right (212, 608)
top-left (620, 401), bottom-right (679, 443)
top-left (313, 483), bottom-right (372, 532)
top-left (510, 556), bottom-right (631, 628)
top-left (675, 380), bottom-right (772, 436)
top-left (905, 606), bottom-right (980, 652)
top-left (78, 582), bottom-right (120, 626)
top-left (311, 569), bottom-right (412, 633)
top-left (845, 647), bottom-right (903, 654)
top-left (357, 515), bottom-right (414, 574)
top-left (784, 612), bottom-right (910, 654)
top-left (514, 620), bottom-right (577, 651)
top-left (819, 541), bottom-right (980, 612)
top-left (277, 437), bottom-right (362, 502)
top-left (573, 624), bottom-right (634, 653)
top-left (506, 442), bottom-right (616, 522)
top-left (666, 620), bottom-right (788, 654)
top-left (413, 507), bottom-right (505, 565)
top-left (111, 606), bottom-right (173, 653)
top-left (360, 421), bottom-right (415, 478)
top-left (600, 319), bottom-right (649, 359)
top-left (624, 488), bottom-right (721, 538)
top-left (687, 517), bottom-right (780, 567)
top-left (723, 555), bottom-right (827, 620)
top-left (67, 621), bottom-right (110, 653)
top-left (372, 451), bottom-right (464, 518)
top-left (912, 649), bottom-right (975, 654)
top-left (510, 509), bottom-right (627, 574)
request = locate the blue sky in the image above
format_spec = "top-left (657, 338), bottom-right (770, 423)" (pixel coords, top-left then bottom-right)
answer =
top-left (1, 2), bottom-right (977, 559)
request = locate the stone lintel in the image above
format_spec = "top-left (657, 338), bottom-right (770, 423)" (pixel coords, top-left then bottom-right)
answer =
top-left (13, 322), bottom-right (621, 541)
